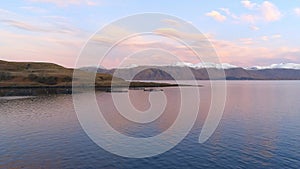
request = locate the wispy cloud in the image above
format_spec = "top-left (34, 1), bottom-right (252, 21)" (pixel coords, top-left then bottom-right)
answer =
top-left (1, 19), bottom-right (46, 32)
top-left (207, 1), bottom-right (282, 30)
top-left (261, 36), bottom-right (269, 41)
top-left (271, 34), bottom-right (281, 39)
top-left (240, 14), bottom-right (257, 24)
top-left (240, 1), bottom-right (282, 22)
top-left (249, 25), bottom-right (259, 31)
top-left (0, 8), bottom-right (17, 17)
top-left (19, 6), bottom-right (47, 13)
top-left (154, 28), bottom-right (210, 40)
top-left (0, 7), bottom-right (88, 67)
top-left (206, 10), bottom-right (226, 22)
top-left (294, 8), bottom-right (300, 16)
top-left (0, 19), bottom-right (81, 35)
top-left (219, 8), bottom-right (238, 19)
top-left (260, 1), bottom-right (282, 22)
top-left (211, 37), bottom-right (298, 66)
top-left (241, 0), bottom-right (257, 9)
top-left (259, 34), bottom-right (281, 41)
top-left (89, 25), bottom-right (293, 68)
top-left (1, 7), bottom-right (83, 35)
top-left (239, 38), bottom-right (254, 45)
top-left (0, 28), bottom-right (86, 67)
top-left (27, 0), bottom-right (99, 7)
top-left (161, 19), bottom-right (182, 27)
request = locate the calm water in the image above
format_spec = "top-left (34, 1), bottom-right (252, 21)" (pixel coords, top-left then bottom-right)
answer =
top-left (0, 81), bottom-right (300, 169)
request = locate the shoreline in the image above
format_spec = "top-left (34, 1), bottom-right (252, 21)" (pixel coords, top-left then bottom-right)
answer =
top-left (0, 82), bottom-right (195, 97)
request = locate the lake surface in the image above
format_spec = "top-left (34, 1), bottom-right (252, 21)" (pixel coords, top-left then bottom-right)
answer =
top-left (1, 81), bottom-right (300, 168)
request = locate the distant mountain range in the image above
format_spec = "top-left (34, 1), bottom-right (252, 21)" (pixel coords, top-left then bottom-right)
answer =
top-left (81, 62), bottom-right (300, 80)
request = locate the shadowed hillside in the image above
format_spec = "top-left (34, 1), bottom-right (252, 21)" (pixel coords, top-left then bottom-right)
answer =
top-left (0, 60), bottom-right (179, 96)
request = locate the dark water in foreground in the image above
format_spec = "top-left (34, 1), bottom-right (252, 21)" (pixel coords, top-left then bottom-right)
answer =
top-left (0, 81), bottom-right (300, 169)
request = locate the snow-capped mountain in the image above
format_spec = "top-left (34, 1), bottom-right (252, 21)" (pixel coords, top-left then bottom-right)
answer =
top-left (170, 62), bottom-right (300, 70)
top-left (171, 62), bottom-right (238, 69)
top-left (120, 62), bottom-right (300, 70)
top-left (172, 62), bottom-right (300, 70)
top-left (95, 62), bottom-right (300, 70)
top-left (248, 63), bottom-right (300, 70)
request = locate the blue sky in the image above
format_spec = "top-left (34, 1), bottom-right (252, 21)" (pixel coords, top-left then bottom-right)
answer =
top-left (1, 0), bottom-right (300, 68)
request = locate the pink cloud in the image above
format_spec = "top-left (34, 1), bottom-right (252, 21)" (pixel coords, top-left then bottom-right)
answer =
top-left (260, 1), bottom-right (282, 22)
top-left (210, 1), bottom-right (282, 27)
top-left (294, 8), bottom-right (300, 16)
top-left (241, 0), bottom-right (257, 9)
top-left (249, 25), bottom-right (259, 31)
top-left (205, 10), bottom-right (226, 22)
top-left (0, 29), bottom-right (85, 68)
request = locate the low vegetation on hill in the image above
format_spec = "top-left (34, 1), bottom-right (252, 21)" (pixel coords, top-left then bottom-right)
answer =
top-left (0, 60), bottom-right (123, 87)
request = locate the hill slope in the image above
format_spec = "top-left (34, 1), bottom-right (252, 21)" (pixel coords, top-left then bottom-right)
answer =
top-left (0, 60), bottom-right (117, 87)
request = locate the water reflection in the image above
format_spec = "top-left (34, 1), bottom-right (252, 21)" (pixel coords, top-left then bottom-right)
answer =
top-left (0, 81), bottom-right (300, 168)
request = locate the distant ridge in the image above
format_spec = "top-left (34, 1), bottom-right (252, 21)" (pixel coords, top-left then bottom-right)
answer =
top-left (81, 62), bottom-right (300, 80)
top-left (169, 62), bottom-right (300, 70)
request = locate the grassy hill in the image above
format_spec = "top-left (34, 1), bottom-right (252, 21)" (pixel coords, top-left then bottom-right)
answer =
top-left (0, 60), bottom-right (125, 87)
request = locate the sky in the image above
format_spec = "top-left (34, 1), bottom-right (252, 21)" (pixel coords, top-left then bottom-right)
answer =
top-left (1, 0), bottom-right (300, 68)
